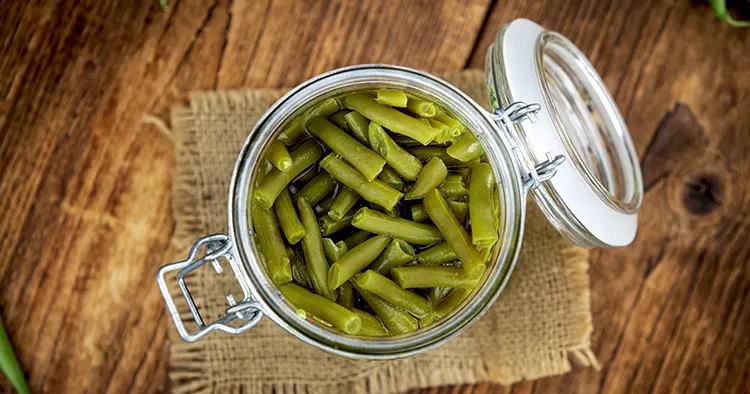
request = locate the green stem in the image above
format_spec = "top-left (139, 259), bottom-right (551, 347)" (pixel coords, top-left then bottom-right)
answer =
top-left (710, 0), bottom-right (750, 27)
top-left (0, 315), bottom-right (30, 394)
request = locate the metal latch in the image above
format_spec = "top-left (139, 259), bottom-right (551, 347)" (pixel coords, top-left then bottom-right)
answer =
top-left (492, 102), bottom-right (565, 190)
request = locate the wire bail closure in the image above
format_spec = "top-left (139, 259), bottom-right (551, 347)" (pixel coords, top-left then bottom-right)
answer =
top-left (492, 102), bottom-right (565, 190)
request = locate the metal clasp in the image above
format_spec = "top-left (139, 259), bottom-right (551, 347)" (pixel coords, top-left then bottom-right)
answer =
top-left (157, 234), bottom-right (263, 342)
top-left (491, 102), bottom-right (565, 190)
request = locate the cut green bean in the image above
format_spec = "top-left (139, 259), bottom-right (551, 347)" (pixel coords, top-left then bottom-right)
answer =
top-left (429, 286), bottom-right (452, 306)
top-left (293, 165), bottom-right (318, 185)
top-left (344, 93), bottom-right (440, 145)
top-left (314, 196), bottom-right (335, 216)
top-left (252, 206), bottom-right (292, 285)
top-left (392, 135), bottom-right (427, 147)
top-left (368, 122), bottom-right (423, 180)
top-left (378, 166), bottom-right (405, 191)
top-left (319, 210), bottom-right (355, 236)
top-left (438, 175), bottom-right (469, 199)
top-left (352, 207), bottom-right (443, 245)
top-left (404, 157), bottom-right (447, 200)
top-left (273, 189), bottom-right (306, 244)
top-left (353, 283), bottom-right (418, 334)
top-left (294, 172), bottom-right (337, 206)
top-left (343, 111), bottom-right (371, 145)
top-left (328, 186), bottom-right (360, 221)
top-left (431, 119), bottom-right (463, 144)
top-left (308, 117), bottom-right (386, 181)
top-left (327, 235), bottom-right (390, 290)
top-left (320, 154), bottom-right (403, 210)
top-left (409, 147), bottom-right (475, 167)
top-left (337, 282), bottom-right (355, 309)
top-left (469, 163), bottom-right (498, 249)
top-left (288, 246), bottom-right (314, 290)
top-left (411, 204), bottom-right (429, 222)
top-left (297, 198), bottom-right (338, 300)
top-left (406, 96), bottom-right (437, 117)
top-left (329, 110), bottom-right (350, 130)
top-left (434, 111), bottom-right (466, 136)
top-left (435, 289), bottom-right (469, 318)
top-left (342, 230), bottom-right (370, 250)
top-left (351, 308), bottom-right (388, 336)
top-left (375, 89), bottom-right (408, 107)
top-left (323, 238), bottom-right (349, 263)
top-left (278, 98), bottom-right (340, 146)
top-left (369, 238), bottom-right (416, 275)
top-left (392, 266), bottom-right (479, 289)
top-left (355, 270), bottom-right (432, 320)
top-left (448, 200), bottom-right (468, 222)
top-left (374, 203), bottom-right (401, 218)
top-left (416, 241), bottom-right (457, 265)
top-left (446, 132), bottom-right (483, 162)
top-left (267, 141), bottom-right (293, 171)
top-left (254, 141), bottom-right (323, 209)
top-left (280, 283), bottom-right (360, 334)
top-left (424, 190), bottom-right (484, 279)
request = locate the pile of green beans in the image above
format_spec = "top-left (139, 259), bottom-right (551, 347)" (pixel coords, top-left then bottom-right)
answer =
top-left (250, 89), bottom-right (501, 337)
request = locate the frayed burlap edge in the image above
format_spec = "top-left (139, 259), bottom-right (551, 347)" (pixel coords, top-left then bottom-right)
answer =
top-left (166, 80), bottom-right (597, 393)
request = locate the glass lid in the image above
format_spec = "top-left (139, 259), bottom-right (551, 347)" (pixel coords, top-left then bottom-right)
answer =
top-left (486, 19), bottom-right (643, 248)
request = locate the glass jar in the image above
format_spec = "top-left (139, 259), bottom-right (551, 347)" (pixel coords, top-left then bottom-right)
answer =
top-left (157, 19), bottom-right (642, 359)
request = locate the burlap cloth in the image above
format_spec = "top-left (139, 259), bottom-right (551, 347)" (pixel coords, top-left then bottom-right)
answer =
top-left (166, 70), bottom-right (598, 394)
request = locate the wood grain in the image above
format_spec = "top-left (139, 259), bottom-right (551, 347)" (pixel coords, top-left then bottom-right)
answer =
top-left (1, 0), bottom-right (748, 393)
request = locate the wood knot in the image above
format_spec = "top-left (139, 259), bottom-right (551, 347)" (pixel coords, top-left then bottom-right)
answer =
top-left (682, 172), bottom-right (724, 216)
top-left (666, 150), bottom-right (732, 228)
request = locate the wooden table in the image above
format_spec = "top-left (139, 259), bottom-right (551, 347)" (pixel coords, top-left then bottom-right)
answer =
top-left (1, 1), bottom-right (748, 393)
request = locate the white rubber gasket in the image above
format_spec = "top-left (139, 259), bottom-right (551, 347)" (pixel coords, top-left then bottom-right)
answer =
top-left (501, 19), bottom-right (638, 247)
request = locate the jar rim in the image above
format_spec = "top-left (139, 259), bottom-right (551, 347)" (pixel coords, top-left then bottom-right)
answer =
top-left (226, 65), bottom-right (527, 359)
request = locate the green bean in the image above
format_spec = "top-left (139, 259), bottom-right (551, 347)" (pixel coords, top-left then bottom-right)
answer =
top-left (469, 163), bottom-right (498, 249)
top-left (320, 154), bottom-right (403, 210)
top-left (307, 117), bottom-right (386, 181)
top-left (392, 266), bottom-right (479, 289)
top-left (411, 204), bottom-right (429, 222)
top-left (254, 141), bottom-right (322, 209)
top-left (374, 204), bottom-right (400, 218)
top-left (344, 93), bottom-right (440, 145)
top-left (492, 186), bottom-right (501, 234)
top-left (416, 241), bottom-right (457, 265)
top-left (404, 157), bottom-right (447, 200)
top-left (353, 283), bottom-right (418, 334)
top-left (278, 98), bottom-right (340, 146)
top-left (351, 207), bottom-right (443, 245)
top-left (392, 135), bottom-right (427, 147)
top-left (406, 96), bottom-right (437, 117)
top-left (480, 246), bottom-right (494, 263)
top-left (434, 111), bottom-right (466, 136)
top-left (435, 288), bottom-right (469, 318)
top-left (429, 286), bottom-right (452, 306)
top-left (438, 175), bottom-right (469, 199)
top-left (424, 190), bottom-right (484, 279)
top-left (355, 270), bottom-right (432, 320)
top-left (252, 206), bottom-right (292, 285)
top-left (323, 238), bottom-right (349, 262)
top-left (446, 132), bottom-right (484, 162)
top-left (369, 238), bottom-right (416, 275)
top-left (288, 246), bottom-right (314, 290)
top-left (337, 282), bottom-right (355, 309)
top-left (342, 230), bottom-right (370, 249)
top-left (431, 119), bottom-right (463, 144)
top-left (368, 122), bottom-right (423, 180)
top-left (293, 165), bottom-right (318, 185)
top-left (273, 189), bottom-right (306, 244)
top-left (328, 186), bottom-right (360, 221)
top-left (297, 198), bottom-right (338, 300)
top-left (343, 111), bottom-right (371, 145)
top-left (451, 167), bottom-right (470, 178)
top-left (408, 147), bottom-right (473, 167)
top-left (267, 141), bottom-right (293, 171)
top-left (375, 89), bottom-right (408, 107)
top-left (319, 210), bottom-right (355, 236)
top-left (329, 110), bottom-right (350, 130)
top-left (314, 196), bottom-right (335, 216)
top-left (448, 199), bottom-right (468, 222)
top-left (351, 308), bottom-right (388, 336)
top-left (378, 166), bottom-right (405, 191)
top-left (294, 172), bottom-right (337, 206)
top-left (327, 235), bottom-right (390, 290)
top-left (280, 283), bottom-right (360, 334)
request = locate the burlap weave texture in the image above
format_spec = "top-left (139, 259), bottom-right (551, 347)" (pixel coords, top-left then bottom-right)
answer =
top-left (167, 70), bottom-right (597, 394)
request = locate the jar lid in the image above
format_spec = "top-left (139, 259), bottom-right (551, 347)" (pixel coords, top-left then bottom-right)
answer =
top-left (486, 19), bottom-right (643, 248)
